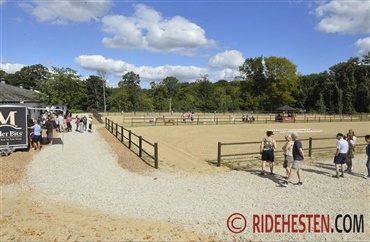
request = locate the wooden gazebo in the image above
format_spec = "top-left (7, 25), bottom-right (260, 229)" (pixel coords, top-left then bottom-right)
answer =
top-left (275, 105), bottom-right (297, 122)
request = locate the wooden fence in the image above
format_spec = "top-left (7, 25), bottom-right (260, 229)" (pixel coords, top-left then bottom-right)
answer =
top-left (107, 113), bottom-right (369, 126)
top-left (105, 118), bottom-right (159, 168)
top-left (217, 136), bottom-right (367, 167)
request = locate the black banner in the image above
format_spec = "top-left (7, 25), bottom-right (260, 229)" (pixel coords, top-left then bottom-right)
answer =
top-left (0, 105), bottom-right (28, 147)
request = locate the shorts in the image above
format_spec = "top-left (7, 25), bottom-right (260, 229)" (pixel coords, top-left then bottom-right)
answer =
top-left (283, 155), bottom-right (293, 168)
top-left (261, 149), bottom-right (274, 162)
top-left (33, 135), bottom-right (41, 143)
top-left (334, 153), bottom-right (347, 164)
top-left (291, 160), bottom-right (302, 170)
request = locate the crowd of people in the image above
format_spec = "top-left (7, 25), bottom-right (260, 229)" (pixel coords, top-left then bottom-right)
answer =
top-left (258, 129), bottom-right (370, 187)
top-left (28, 111), bottom-right (93, 151)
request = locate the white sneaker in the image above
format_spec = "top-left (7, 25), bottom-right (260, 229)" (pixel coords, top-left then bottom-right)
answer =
top-left (363, 175), bottom-right (370, 179)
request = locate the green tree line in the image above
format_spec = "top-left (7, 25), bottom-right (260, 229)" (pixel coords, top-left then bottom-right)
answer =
top-left (1, 53), bottom-right (369, 114)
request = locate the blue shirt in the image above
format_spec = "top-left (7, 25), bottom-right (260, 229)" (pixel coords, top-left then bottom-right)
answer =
top-left (32, 124), bottom-right (42, 136)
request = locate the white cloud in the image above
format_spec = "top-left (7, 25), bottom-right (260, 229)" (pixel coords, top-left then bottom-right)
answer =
top-left (208, 50), bottom-right (245, 69)
top-left (355, 37), bottom-right (370, 56)
top-left (101, 4), bottom-right (215, 54)
top-left (74, 55), bottom-right (207, 83)
top-left (212, 68), bottom-right (241, 81)
top-left (314, 0), bottom-right (370, 34)
top-left (0, 62), bottom-right (25, 73)
top-left (19, 0), bottom-right (113, 24)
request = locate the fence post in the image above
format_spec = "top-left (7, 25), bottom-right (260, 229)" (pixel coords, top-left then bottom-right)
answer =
top-left (154, 142), bottom-right (158, 169)
top-left (115, 123), bottom-right (118, 137)
top-left (131, 118), bottom-right (133, 127)
top-left (216, 118), bottom-right (218, 125)
top-left (217, 142), bottom-right (221, 167)
top-left (308, 137), bottom-right (312, 157)
top-left (110, 121), bottom-right (113, 133)
top-left (139, 136), bottom-right (142, 157)
top-left (121, 126), bottom-right (124, 142)
top-left (128, 131), bottom-right (132, 149)
top-left (105, 117), bottom-right (107, 128)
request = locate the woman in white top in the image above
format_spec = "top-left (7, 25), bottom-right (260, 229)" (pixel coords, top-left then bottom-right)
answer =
top-left (282, 135), bottom-right (294, 179)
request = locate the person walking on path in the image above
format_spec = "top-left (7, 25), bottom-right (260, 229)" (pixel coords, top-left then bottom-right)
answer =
top-left (333, 133), bottom-right (348, 178)
top-left (282, 134), bottom-right (294, 179)
top-left (280, 132), bottom-right (305, 187)
top-left (259, 130), bottom-right (277, 175)
top-left (363, 135), bottom-right (370, 179)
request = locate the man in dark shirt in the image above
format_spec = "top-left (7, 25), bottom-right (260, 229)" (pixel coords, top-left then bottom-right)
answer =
top-left (280, 132), bottom-right (305, 187)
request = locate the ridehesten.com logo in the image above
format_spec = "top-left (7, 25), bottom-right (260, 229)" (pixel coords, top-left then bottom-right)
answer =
top-left (227, 213), bottom-right (364, 234)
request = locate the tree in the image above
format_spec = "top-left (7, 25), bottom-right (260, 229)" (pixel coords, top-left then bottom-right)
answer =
top-left (6, 64), bottom-right (50, 89)
top-left (149, 81), bottom-right (168, 111)
top-left (196, 74), bottom-right (215, 112)
top-left (162, 76), bottom-right (179, 113)
top-left (36, 67), bottom-right (85, 107)
top-left (239, 56), bottom-right (299, 111)
top-left (97, 69), bottom-right (108, 112)
top-left (84, 75), bottom-right (105, 111)
top-left (118, 71), bottom-right (141, 112)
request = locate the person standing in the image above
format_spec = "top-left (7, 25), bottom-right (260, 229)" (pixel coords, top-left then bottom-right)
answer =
top-left (363, 135), bottom-right (370, 179)
top-left (65, 114), bottom-right (72, 132)
top-left (345, 133), bottom-right (354, 174)
top-left (75, 115), bottom-right (80, 132)
top-left (88, 115), bottom-right (93, 132)
top-left (282, 134), bottom-right (294, 179)
top-left (280, 132), bottom-right (305, 187)
top-left (333, 133), bottom-right (348, 178)
top-left (31, 119), bottom-right (42, 151)
top-left (259, 130), bottom-right (277, 175)
top-left (79, 116), bottom-right (85, 133)
top-left (83, 115), bottom-right (87, 131)
top-left (45, 118), bottom-right (54, 145)
top-left (57, 113), bottom-right (65, 133)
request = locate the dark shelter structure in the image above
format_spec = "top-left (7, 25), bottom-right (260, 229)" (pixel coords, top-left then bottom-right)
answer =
top-left (275, 105), bottom-right (297, 122)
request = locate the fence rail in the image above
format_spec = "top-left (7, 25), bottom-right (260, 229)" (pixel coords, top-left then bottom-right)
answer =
top-left (217, 136), bottom-right (367, 167)
top-left (107, 113), bottom-right (369, 126)
top-left (105, 118), bottom-right (159, 168)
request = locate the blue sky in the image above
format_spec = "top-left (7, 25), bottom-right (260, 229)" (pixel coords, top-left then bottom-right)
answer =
top-left (1, 0), bottom-right (369, 88)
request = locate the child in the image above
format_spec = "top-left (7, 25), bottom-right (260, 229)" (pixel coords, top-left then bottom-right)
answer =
top-left (364, 135), bottom-right (370, 179)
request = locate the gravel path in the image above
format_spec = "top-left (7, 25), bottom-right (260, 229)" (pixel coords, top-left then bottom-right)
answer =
top-left (8, 123), bottom-right (370, 241)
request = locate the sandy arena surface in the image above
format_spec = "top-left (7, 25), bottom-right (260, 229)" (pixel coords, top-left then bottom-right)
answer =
top-left (1, 117), bottom-right (369, 241)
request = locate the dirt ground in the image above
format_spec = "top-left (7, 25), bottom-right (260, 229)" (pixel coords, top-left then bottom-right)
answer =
top-left (1, 117), bottom-right (369, 241)
top-left (0, 122), bottom-right (219, 241)
top-left (126, 121), bottom-right (369, 171)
